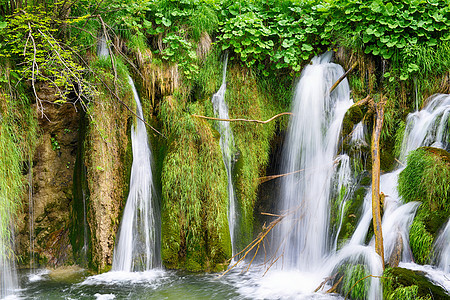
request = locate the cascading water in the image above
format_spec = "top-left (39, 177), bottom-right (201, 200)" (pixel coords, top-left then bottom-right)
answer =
top-left (273, 52), bottom-right (353, 270)
top-left (111, 76), bottom-right (160, 272)
top-left (433, 219), bottom-right (450, 272)
top-left (399, 93), bottom-right (450, 161)
top-left (211, 54), bottom-right (238, 256)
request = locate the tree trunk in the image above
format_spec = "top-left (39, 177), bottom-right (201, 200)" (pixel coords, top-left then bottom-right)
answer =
top-left (371, 97), bottom-right (386, 270)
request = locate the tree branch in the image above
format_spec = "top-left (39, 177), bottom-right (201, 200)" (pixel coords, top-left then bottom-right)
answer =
top-left (330, 62), bottom-right (358, 94)
top-left (192, 112), bottom-right (292, 124)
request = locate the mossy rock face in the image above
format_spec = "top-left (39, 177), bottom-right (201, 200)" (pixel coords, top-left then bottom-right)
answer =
top-left (383, 267), bottom-right (449, 299)
top-left (398, 147), bottom-right (450, 264)
top-left (159, 94), bottom-right (231, 272)
top-left (337, 186), bottom-right (367, 248)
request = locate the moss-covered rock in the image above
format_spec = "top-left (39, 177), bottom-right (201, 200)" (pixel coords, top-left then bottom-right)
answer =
top-left (159, 94), bottom-right (231, 271)
top-left (383, 267), bottom-right (449, 299)
top-left (398, 147), bottom-right (450, 264)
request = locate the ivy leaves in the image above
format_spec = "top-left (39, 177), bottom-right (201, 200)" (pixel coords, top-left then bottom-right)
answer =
top-left (330, 0), bottom-right (450, 81)
top-left (217, 1), bottom-right (329, 74)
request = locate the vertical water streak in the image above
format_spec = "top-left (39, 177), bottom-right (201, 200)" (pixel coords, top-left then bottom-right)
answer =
top-left (332, 154), bottom-right (353, 249)
top-left (0, 211), bottom-right (18, 298)
top-left (28, 158), bottom-right (35, 271)
top-left (275, 52), bottom-right (353, 270)
top-left (211, 54), bottom-right (238, 257)
top-left (112, 76), bottom-right (160, 271)
top-left (433, 220), bottom-right (450, 272)
top-left (97, 34), bottom-right (109, 59)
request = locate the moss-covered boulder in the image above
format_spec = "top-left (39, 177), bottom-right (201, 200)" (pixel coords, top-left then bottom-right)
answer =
top-left (398, 147), bottom-right (450, 264)
top-left (383, 267), bottom-right (449, 299)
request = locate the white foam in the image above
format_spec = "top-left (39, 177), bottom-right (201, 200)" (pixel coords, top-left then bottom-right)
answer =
top-left (94, 293), bottom-right (116, 300)
top-left (80, 269), bottom-right (167, 286)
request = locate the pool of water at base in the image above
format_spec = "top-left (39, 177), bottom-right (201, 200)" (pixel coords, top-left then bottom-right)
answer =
top-left (7, 267), bottom-right (345, 300)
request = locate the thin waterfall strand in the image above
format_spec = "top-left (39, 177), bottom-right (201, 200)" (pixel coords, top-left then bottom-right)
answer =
top-left (211, 54), bottom-right (238, 257)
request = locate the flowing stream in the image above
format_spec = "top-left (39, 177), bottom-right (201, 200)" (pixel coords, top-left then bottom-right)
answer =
top-left (111, 76), bottom-right (160, 272)
top-left (211, 53), bottom-right (239, 257)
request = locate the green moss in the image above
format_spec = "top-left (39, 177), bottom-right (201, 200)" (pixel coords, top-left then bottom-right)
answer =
top-left (159, 92), bottom-right (231, 271)
top-left (337, 187), bottom-right (367, 248)
top-left (398, 147), bottom-right (450, 264)
top-left (226, 64), bottom-right (279, 251)
top-left (409, 216), bottom-right (434, 265)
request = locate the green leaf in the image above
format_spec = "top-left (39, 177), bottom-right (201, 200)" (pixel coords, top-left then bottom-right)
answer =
top-left (301, 43), bottom-right (313, 52)
top-left (0, 21), bottom-right (7, 29)
top-left (162, 17), bottom-right (172, 27)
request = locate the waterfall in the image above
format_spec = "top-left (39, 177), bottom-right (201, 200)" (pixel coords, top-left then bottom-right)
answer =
top-left (433, 220), bottom-right (450, 272)
top-left (112, 76), bottom-right (160, 271)
top-left (399, 94), bottom-right (450, 162)
top-left (211, 54), bottom-right (239, 257)
top-left (274, 52), bottom-right (353, 270)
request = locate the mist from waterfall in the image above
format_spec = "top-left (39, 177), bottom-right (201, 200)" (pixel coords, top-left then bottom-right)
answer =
top-left (112, 76), bottom-right (160, 272)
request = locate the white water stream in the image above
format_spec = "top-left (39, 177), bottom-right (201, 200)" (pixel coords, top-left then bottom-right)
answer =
top-left (111, 76), bottom-right (160, 272)
top-left (273, 52), bottom-right (353, 270)
top-left (211, 54), bottom-right (239, 257)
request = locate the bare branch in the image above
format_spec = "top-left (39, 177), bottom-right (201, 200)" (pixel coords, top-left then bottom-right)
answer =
top-left (192, 112), bottom-right (292, 124)
top-left (330, 61), bottom-right (358, 94)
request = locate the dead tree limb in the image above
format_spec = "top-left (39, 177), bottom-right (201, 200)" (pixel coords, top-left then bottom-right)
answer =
top-left (192, 112), bottom-right (292, 124)
top-left (371, 96), bottom-right (387, 270)
top-left (258, 169), bottom-right (304, 184)
top-left (219, 212), bottom-right (286, 278)
top-left (330, 62), bottom-right (358, 94)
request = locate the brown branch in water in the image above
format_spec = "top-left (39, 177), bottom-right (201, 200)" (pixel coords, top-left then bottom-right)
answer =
top-left (219, 212), bottom-right (286, 278)
top-left (330, 61), bottom-right (358, 94)
top-left (326, 274), bottom-right (344, 294)
top-left (314, 272), bottom-right (338, 292)
top-left (192, 112), bottom-right (292, 124)
top-left (258, 168), bottom-right (304, 184)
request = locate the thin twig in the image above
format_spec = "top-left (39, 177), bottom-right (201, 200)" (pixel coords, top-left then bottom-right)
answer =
top-left (192, 112), bottom-right (292, 124)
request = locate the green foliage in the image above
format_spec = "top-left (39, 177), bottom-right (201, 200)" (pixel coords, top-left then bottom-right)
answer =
top-left (0, 7), bottom-right (94, 104)
top-left (326, 0), bottom-right (450, 82)
top-left (217, 0), bottom-right (329, 74)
